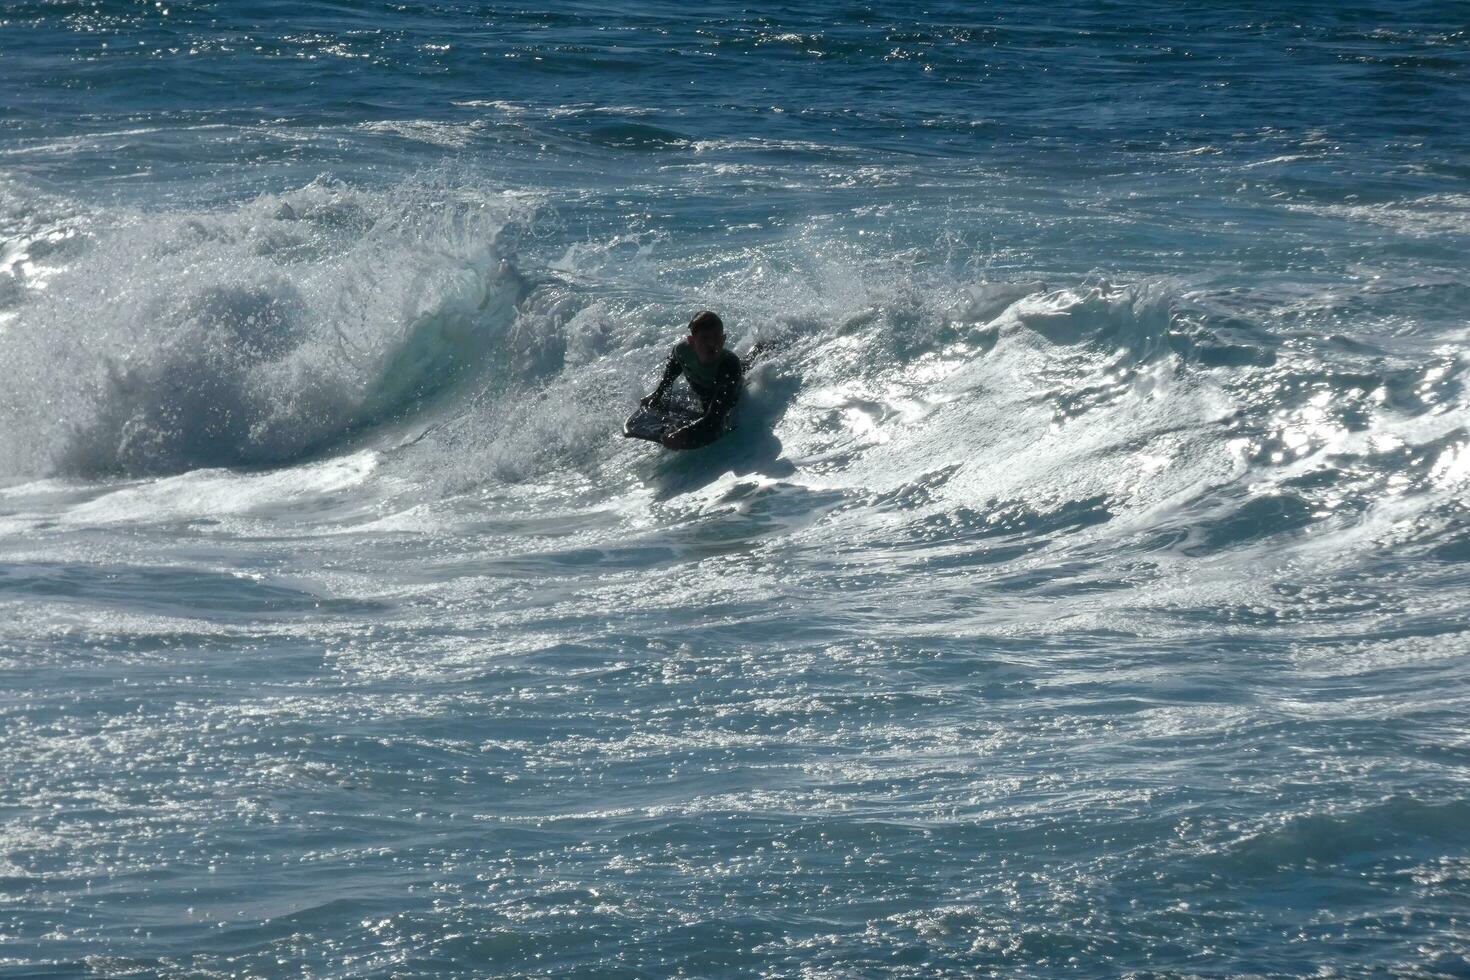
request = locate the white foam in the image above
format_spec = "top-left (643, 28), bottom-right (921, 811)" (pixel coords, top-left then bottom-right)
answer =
top-left (0, 175), bottom-right (536, 478)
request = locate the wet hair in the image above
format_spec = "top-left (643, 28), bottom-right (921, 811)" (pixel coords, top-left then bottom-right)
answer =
top-left (689, 311), bottom-right (724, 335)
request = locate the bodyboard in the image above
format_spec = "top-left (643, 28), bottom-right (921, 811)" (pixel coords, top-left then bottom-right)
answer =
top-left (623, 402), bottom-right (702, 444)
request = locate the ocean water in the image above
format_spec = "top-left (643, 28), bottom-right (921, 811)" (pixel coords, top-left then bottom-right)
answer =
top-left (2, 1), bottom-right (1469, 976)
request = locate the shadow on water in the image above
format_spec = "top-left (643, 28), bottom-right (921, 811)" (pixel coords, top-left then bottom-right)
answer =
top-left (648, 425), bottom-right (795, 502)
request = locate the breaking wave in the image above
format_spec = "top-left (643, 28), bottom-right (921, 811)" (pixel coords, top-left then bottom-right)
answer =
top-left (2, 175), bottom-right (1466, 586)
top-left (0, 176), bottom-right (533, 477)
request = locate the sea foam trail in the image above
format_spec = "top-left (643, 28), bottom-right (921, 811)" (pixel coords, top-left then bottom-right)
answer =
top-left (0, 178), bottom-right (532, 478)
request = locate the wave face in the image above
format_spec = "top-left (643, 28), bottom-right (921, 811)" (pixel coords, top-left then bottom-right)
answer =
top-left (2, 3), bottom-right (1469, 978)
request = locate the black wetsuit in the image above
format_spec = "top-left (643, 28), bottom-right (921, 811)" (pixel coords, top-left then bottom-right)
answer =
top-left (648, 341), bottom-right (742, 448)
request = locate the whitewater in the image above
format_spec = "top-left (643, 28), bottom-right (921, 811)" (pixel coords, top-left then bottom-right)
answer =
top-left (2, 2), bottom-right (1468, 976)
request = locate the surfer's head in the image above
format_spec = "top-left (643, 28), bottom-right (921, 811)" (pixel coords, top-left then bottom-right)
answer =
top-left (688, 310), bottom-right (725, 363)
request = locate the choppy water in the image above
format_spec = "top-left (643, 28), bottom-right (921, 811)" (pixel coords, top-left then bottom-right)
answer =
top-left (3, 2), bottom-right (1469, 976)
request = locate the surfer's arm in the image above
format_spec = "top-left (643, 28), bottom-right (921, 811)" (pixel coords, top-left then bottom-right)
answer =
top-left (643, 353), bottom-right (682, 406)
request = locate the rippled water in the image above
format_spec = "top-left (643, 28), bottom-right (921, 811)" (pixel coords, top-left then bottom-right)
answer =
top-left (2, 2), bottom-right (1469, 976)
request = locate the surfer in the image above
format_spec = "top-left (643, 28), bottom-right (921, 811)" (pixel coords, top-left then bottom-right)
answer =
top-left (640, 310), bottom-right (742, 450)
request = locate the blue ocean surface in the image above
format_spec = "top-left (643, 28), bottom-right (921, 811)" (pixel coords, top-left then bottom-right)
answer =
top-left (2, 2), bottom-right (1469, 976)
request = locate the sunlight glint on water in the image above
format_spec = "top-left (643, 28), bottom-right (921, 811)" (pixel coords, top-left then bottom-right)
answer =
top-left (1, 2), bottom-right (1468, 976)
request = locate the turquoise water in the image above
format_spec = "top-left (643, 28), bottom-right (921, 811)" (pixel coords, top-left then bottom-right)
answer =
top-left (2, 3), bottom-right (1469, 976)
